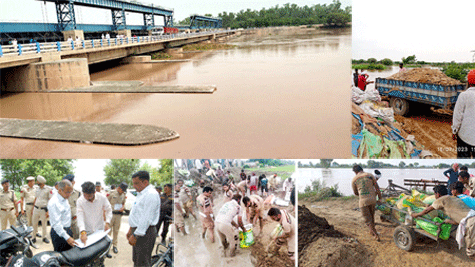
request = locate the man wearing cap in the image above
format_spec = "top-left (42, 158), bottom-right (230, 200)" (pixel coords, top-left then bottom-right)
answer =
top-left (48, 180), bottom-right (78, 252)
top-left (63, 174), bottom-right (81, 239)
top-left (452, 69), bottom-right (475, 159)
top-left (107, 182), bottom-right (128, 254)
top-left (32, 175), bottom-right (51, 243)
top-left (20, 176), bottom-right (36, 226)
top-left (127, 171), bottom-right (160, 267)
top-left (1, 179), bottom-right (18, 230)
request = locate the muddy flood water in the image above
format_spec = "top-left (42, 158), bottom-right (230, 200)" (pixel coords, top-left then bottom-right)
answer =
top-left (0, 26), bottom-right (351, 158)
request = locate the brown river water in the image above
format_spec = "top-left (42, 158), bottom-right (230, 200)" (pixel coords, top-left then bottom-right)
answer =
top-left (0, 26), bottom-right (351, 158)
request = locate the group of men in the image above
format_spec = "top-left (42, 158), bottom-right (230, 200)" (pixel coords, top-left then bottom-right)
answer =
top-left (176, 169), bottom-right (296, 262)
top-left (352, 163), bottom-right (475, 261)
top-left (0, 170), bottom-right (162, 267)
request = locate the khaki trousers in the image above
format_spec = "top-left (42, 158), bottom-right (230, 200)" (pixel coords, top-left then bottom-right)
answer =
top-left (465, 216), bottom-right (475, 257)
top-left (71, 217), bottom-right (79, 239)
top-left (216, 222), bottom-right (238, 256)
top-left (32, 207), bottom-right (47, 237)
top-left (109, 214), bottom-right (122, 247)
top-left (1, 209), bottom-right (16, 230)
top-left (25, 205), bottom-right (34, 226)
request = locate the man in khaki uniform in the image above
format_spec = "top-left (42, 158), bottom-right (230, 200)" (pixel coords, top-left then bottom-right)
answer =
top-left (1, 179), bottom-right (19, 230)
top-left (174, 184), bottom-right (187, 235)
top-left (177, 179), bottom-right (196, 219)
top-left (107, 182), bottom-right (127, 254)
top-left (243, 195), bottom-right (264, 235)
top-left (351, 164), bottom-right (382, 241)
top-left (32, 175), bottom-right (51, 243)
top-left (20, 176), bottom-right (36, 226)
top-left (63, 174), bottom-right (81, 239)
top-left (197, 186), bottom-right (215, 243)
top-left (268, 207), bottom-right (296, 261)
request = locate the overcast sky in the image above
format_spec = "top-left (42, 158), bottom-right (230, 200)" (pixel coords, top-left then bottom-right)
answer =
top-left (353, 0), bottom-right (475, 63)
top-left (0, 0), bottom-right (351, 24)
top-left (298, 159), bottom-right (475, 167)
top-left (0, 159), bottom-right (159, 190)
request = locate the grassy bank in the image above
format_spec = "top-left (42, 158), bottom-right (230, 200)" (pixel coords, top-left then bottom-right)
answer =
top-left (298, 179), bottom-right (354, 201)
top-left (151, 52), bottom-right (172, 60)
top-left (246, 165), bottom-right (295, 180)
top-left (183, 43), bottom-right (235, 51)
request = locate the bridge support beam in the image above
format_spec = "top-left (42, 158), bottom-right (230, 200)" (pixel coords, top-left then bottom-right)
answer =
top-left (2, 58), bottom-right (90, 92)
top-left (112, 9), bottom-right (127, 30)
top-left (62, 30), bottom-right (84, 42)
top-left (55, 1), bottom-right (76, 31)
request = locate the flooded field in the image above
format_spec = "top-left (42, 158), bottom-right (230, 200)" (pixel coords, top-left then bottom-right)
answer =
top-left (1, 26), bottom-right (351, 158)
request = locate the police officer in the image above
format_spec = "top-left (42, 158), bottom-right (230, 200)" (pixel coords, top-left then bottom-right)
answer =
top-left (107, 182), bottom-right (127, 254)
top-left (20, 176), bottom-right (36, 226)
top-left (62, 174), bottom-right (81, 239)
top-left (1, 179), bottom-right (18, 230)
top-left (32, 175), bottom-right (51, 243)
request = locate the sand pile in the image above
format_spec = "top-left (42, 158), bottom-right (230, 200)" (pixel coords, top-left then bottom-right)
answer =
top-left (387, 68), bottom-right (462, 86)
top-left (298, 205), bottom-right (370, 267)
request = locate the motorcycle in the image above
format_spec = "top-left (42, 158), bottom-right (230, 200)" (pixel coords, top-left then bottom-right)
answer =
top-left (4, 224), bottom-right (112, 267)
top-left (0, 216), bottom-right (34, 267)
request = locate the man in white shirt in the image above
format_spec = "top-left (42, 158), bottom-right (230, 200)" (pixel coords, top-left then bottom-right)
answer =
top-left (452, 69), bottom-right (475, 159)
top-left (76, 182), bottom-right (112, 248)
top-left (48, 180), bottom-right (78, 252)
top-left (126, 171), bottom-right (160, 267)
top-left (215, 194), bottom-right (246, 257)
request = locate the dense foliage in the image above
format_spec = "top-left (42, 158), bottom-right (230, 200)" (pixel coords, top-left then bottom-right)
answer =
top-left (0, 159), bottom-right (75, 189)
top-left (299, 160), bottom-right (475, 169)
top-left (217, 1), bottom-right (351, 29)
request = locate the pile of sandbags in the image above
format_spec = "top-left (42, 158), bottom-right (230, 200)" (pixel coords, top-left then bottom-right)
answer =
top-left (352, 102), bottom-right (427, 159)
top-left (387, 68), bottom-right (462, 86)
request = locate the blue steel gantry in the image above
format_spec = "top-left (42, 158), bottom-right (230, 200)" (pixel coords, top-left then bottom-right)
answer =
top-left (189, 15), bottom-right (222, 29)
top-left (41, 0), bottom-right (174, 31)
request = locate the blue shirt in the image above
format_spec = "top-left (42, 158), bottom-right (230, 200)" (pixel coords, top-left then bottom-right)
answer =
top-left (457, 194), bottom-right (475, 210)
top-left (443, 168), bottom-right (459, 184)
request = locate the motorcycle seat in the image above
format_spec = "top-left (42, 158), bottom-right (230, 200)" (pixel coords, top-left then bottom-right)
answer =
top-left (60, 236), bottom-right (111, 266)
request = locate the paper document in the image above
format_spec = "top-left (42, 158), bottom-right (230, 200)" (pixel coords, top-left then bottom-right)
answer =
top-left (75, 229), bottom-right (110, 249)
top-left (114, 204), bottom-right (123, 211)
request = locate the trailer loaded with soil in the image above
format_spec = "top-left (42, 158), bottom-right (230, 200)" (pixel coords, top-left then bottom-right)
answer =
top-left (375, 68), bottom-right (465, 116)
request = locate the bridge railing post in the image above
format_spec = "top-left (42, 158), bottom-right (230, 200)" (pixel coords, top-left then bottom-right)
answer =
top-left (0, 45), bottom-right (3, 57)
top-left (91, 40), bottom-right (95, 48)
top-left (115, 38), bottom-right (117, 46)
top-left (57, 42), bottom-right (61, 52)
top-left (100, 39), bottom-right (103, 47)
top-left (108, 39), bottom-right (111, 46)
top-left (126, 37), bottom-right (129, 44)
top-left (36, 42), bottom-right (41, 53)
top-left (82, 40), bottom-right (85, 49)
top-left (18, 44), bottom-right (23, 55)
top-left (71, 41), bottom-right (75, 50)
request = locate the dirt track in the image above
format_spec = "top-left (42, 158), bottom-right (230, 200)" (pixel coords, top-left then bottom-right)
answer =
top-left (299, 198), bottom-right (474, 267)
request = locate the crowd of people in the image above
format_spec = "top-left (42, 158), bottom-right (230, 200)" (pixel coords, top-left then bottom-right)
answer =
top-left (351, 163), bottom-right (475, 261)
top-left (174, 166), bottom-right (296, 263)
top-left (0, 171), bottom-right (168, 267)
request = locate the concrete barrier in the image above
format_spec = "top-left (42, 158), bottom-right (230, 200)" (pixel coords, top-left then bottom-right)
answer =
top-left (3, 58), bottom-right (90, 92)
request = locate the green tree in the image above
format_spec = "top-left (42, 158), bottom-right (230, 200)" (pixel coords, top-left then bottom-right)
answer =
top-left (402, 55), bottom-right (417, 64)
top-left (103, 159), bottom-right (141, 187)
top-left (399, 161), bottom-right (406, 169)
top-left (0, 159), bottom-right (75, 189)
top-left (320, 159), bottom-right (333, 169)
top-left (380, 58), bottom-right (393, 66)
top-left (152, 159), bottom-right (173, 186)
top-left (442, 63), bottom-right (468, 82)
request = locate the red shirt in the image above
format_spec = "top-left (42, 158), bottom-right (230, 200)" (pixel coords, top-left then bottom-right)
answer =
top-left (358, 75), bottom-right (367, 91)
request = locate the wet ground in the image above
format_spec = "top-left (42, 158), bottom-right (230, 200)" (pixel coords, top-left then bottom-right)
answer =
top-left (1, 26), bottom-right (351, 158)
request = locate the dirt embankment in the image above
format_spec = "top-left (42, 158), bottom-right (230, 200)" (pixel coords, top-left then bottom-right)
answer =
top-left (299, 198), bottom-right (475, 267)
top-left (395, 114), bottom-right (456, 158)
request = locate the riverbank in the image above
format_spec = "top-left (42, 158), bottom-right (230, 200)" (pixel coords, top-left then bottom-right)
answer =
top-left (299, 197), bottom-right (474, 267)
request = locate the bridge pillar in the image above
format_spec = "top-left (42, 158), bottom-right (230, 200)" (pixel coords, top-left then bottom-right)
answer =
top-left (2, 58), bottom-right (90, 92)
top-left (62, 30), bottom-right (84, 41)
top-left (116, 29), bottom-right (131, 38)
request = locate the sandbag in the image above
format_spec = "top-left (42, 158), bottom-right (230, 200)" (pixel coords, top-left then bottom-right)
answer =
top-left (239, 229), bottom-right (255, 248)
top-left (414, 217), bottom-right (452, 240)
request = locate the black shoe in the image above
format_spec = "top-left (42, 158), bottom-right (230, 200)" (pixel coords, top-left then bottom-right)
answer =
top-left (106, 253), bottom-right (112, 258)
top-left (32, 238), bottom-right (36, 243)
top-left (43, 238), bottom-right (50, 244)
top-left (36, 233), bottom-right (42, 238)
top-left (113, 247), bottom-right (118, 254)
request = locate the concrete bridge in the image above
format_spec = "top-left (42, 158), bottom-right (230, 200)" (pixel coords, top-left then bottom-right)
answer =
top-left (0, 30), bottom-right (239, 92)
